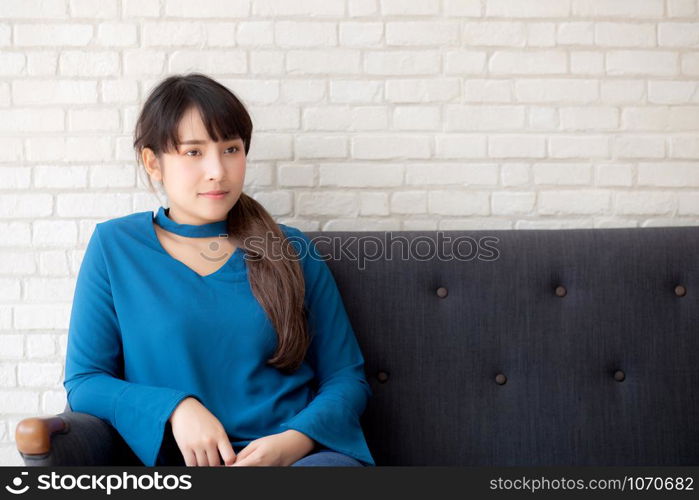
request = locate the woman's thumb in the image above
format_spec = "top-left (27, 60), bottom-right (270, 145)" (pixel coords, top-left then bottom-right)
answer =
top-left (234, 443), bottom-right (253, 463)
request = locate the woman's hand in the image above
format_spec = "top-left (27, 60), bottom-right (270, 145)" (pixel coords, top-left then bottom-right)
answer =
top-left (169, 396), bottom-right (237, 467)
top-left (229, 430), bottom-right (316, 467)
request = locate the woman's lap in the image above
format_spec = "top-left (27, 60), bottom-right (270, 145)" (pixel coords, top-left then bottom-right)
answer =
top-left (291, 448), bottom-right (365, 467)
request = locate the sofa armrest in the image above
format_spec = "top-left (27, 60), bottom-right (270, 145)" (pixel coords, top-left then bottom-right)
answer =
top-left (16, 411), bottom-right (142, 466)
top-left (16, 415), bottom-right (67, 456)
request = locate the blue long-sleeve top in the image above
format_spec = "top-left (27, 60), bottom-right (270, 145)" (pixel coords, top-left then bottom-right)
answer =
top-left (63, 208), bottom-right (375, 466)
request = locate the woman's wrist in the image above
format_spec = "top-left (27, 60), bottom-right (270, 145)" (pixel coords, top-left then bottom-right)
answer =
top-left (282, 429), bottom-right (316, 457)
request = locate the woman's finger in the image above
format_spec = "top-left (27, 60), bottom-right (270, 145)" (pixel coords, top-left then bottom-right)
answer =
top-left (206, 444), bottom-right (221, 466)
top-left (194, 448), bottom-right (207, 467)
top-left (231, 450), bottom-right (253, 466)
top-left (182, 448), bottom-right (196, 467)
top-left (219, 440), bottom-right (237, 466)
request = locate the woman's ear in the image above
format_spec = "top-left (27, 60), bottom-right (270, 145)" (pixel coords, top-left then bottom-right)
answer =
top-left (141, 147), bottom-right (163, 183)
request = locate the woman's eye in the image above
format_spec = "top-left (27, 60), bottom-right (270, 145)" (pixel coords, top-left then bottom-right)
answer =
top-left (184, 146), bottom-right (238, 157)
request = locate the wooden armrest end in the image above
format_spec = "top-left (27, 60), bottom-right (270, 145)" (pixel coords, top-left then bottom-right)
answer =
top-left (15, 416), bottom-right (70, 455)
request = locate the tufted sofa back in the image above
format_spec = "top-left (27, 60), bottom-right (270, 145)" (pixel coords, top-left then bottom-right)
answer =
top-left (306, 227), bottom-right (699, 466)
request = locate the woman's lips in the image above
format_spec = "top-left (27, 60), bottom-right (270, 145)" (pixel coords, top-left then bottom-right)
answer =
top-left (199, 191), bottom-right (229, 199)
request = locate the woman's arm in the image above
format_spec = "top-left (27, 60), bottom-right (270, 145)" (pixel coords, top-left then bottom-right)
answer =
top-left (277, 227), bottom-right (375, 466)
top-left (64, 224), bottom-right (198, 466)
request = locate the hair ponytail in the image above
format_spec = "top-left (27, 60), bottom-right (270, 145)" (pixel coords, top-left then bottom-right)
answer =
top-left (227, 192), bottom-right (311, 373)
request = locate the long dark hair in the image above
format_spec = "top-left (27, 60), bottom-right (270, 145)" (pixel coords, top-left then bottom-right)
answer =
top-left (133, 73), bottom-right (310, 373)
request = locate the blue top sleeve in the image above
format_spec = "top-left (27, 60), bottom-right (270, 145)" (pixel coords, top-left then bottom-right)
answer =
top-left (63, 224), bottom-right (199, 466)
top-left (277, 227), bottom-right (375, 465)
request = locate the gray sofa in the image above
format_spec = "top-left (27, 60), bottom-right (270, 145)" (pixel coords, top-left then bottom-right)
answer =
top-left (16, 227), bottom-right (699, 465)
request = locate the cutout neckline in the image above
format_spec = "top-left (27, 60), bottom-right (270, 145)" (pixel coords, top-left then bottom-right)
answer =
top-left (148, 211), bottom-right (242, 279)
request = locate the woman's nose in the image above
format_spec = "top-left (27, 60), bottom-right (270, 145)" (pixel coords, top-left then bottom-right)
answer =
top-left (203, 156), bottom-right (225, 179)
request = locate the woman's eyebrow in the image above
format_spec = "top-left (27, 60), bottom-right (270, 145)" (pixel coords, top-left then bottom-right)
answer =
top-left (178, 137), bottom-right (241, 145)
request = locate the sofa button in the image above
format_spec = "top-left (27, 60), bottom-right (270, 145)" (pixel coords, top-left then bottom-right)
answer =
top-left (376, 371), bottom-right (389, 383)
top-left (675, 285), bottom-right (686, 297)
top-left (554, 285), bottom-right (566, 297)
top-left (436, 287), bottom-right (448, 298)
top-left (614, 370), bottom-right (625, 382)
top-left (495, 373), bottom-right (507, 385)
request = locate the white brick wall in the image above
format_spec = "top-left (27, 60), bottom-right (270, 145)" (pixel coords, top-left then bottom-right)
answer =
top-left (1, 0), bottom-right (699, 465)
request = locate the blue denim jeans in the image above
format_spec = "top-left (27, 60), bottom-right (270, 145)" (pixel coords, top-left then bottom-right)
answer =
top-left (291, 446), bottom-right (368, 467)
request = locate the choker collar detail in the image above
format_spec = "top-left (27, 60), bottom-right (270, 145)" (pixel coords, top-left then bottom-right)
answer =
top-left (154, 206), bottom-right (228, 238)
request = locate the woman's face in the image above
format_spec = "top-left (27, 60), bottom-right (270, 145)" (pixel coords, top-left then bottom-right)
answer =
top-left (142, 105), bottom-right (246, 225)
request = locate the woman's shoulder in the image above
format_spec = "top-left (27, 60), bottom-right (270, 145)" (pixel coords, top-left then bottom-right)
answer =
top-left (86, 211), bottom-right (154, 257)
top-left (276, 223), bottom-right (328, 270)
top-left (94, 210), bottom-right (153, 237)
top-left (277, 222), bottom-right (317, 250)
top-left (277, 222), bottom-right (305, 238)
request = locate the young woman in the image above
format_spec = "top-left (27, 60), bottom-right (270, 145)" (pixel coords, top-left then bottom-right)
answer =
top-left (62, 73), bottom-right (375, 467)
